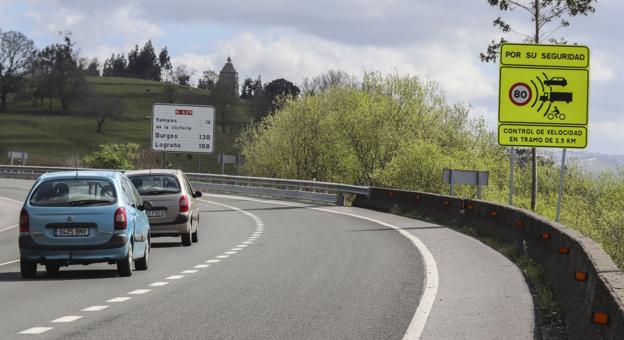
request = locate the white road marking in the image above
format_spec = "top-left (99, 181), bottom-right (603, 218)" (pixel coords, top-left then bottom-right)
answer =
top-left (81, 305), bottom-right (109, 312)
top-left (149, 281), bottom-right (170, 287)
top-left (202, 193), bottom-right (439, 340)
top-left (128, 289), bottom-right (151, 295)
top-left (19, 327), bottom-right (53, 335)
top-left (206, 259), bottom-right (220, 263)
top-left (231, 248), bottom-right (242, 251)
top-left (194, 264), bottom-right (210, 268)
top-left (181, 269), bottom-right (198, 274)
top-left (166, 275), bottom-right (184, 280)
top-left (51, 316), bottom-right (82, 323)
top-left (0, 224), bottom-right (17, 233)
top-left (224, 251), bottom-right (237, 255)
top-left (216, 255), bottom-right (229, 259)
top-left (0, 195), bottom-right (23, 205)
top-left (107, 297), bottom-right (131, 303)
top-left (242, 241), bottom-right (252, 244)
top-left (237, 244), bottom-right (248, 248)
top-left (0, 259), bottom-right (19, 266)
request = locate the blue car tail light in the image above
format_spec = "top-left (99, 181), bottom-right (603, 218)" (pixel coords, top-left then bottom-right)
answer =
top-left (114, 207), bottom-right (127, 230)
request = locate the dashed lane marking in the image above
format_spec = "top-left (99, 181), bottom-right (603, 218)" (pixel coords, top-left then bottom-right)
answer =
top-left (165, 275), bottom-right (184, 280)
top-left (224, 251), bottom-right (237, 255)
top-left (0, 224), bottom-right (17, 233)
top-left (0, 259), bottom-right (19, 266)
top-left (107, 297), bottom-right (131, 303)
top-left (216, 255), bottom-right (229, 259)
top-left (81, 306), bottom-right (109, 312)
top-left (19, 327), bottom-right (53, 335)
top-left (128, 289), bottom-right (151, 295)
top-left (194, 264), bottom-right (210, 268)
top-left (206, 259), bottom-right (220, 263)
top-left (51, 316), bottom-right (82, 323)
top-left (181, 270), bottom-right (198, 274)
top-left (149, 282), bottom-right (170, 287)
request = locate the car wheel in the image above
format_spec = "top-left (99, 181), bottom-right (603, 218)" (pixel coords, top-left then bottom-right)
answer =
top-left (181, 226), bottom-right (192, 246)
top-left (20, 259), bottom-right (37, 279)
top-left (192, 220), bottom-right (198, 243)
top-left (45, 264), bottom-right (60, 275)
top-left (117, 243), bottom-right (133, 277)
top-left (135, 239), bottom-right (149, 271)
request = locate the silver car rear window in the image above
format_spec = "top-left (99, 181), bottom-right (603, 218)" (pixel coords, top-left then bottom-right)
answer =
top-left (30, 179), bottom-right (117, 206)
top-left (129, 175), bottom-right (181, 195)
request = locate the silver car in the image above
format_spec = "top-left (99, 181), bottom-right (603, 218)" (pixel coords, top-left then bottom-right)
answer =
top-left (126, 169), bottom-right (201, 246)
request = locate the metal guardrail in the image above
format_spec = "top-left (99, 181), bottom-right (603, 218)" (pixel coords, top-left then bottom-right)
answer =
top-left (0, 165), bottom-right (370, 205)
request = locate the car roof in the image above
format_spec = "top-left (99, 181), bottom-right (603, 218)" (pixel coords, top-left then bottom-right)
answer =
top-left (125, 169), bottom-right (182, 176)
top-left (39, 171), bottom-right (122, 181)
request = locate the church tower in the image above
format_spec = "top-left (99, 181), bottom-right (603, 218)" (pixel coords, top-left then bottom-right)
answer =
top-left (217, 57), bottom-right (239, 96)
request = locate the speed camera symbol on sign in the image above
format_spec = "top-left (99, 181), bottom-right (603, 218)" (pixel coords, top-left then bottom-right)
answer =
top-left (509, 82), bottom-right (532, 106)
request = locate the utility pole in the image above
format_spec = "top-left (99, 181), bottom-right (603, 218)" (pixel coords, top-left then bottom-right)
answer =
top-left (530, 0), bottom-right (540, 211)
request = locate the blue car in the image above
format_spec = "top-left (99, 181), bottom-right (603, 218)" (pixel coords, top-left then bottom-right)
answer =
top-left (18, 171), bottom-right (151, 278)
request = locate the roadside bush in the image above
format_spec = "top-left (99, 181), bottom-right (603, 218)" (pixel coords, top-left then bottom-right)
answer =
top-left (82, 143), bottom-right (139, 170)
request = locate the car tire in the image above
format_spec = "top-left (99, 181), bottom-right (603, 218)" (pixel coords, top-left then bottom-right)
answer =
top-left (117, 244), bottom-right (133, 277)
top-left (45, 264), bottom-right (60, 275)
top-left (192, 221), bottom-right (198, 243)
top-left (20, 259), bottom-right (37, 279)
top-left (181, 228), bottom-right (192, 246)
top-left (135, 239), bottom-right (149, 271)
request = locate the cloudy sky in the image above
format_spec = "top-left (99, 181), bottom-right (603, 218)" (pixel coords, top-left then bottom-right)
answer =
top-left (0, 0), bottom-right (620, 154)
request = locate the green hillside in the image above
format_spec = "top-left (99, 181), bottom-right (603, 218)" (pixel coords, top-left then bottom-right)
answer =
top-left (0, 76), bottom-right (252, 173)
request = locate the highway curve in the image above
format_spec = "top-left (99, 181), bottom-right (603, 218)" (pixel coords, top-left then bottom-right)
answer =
top-left (0, 178), bottom-right (533, 339)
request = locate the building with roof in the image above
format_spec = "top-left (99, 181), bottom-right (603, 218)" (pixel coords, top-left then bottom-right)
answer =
top-left (217, 57), bottom-right (239, 96)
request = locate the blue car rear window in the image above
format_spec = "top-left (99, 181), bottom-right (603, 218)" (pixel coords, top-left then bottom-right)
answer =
top-left (30, 179), bottom-right (117, 206)
top-left (129, 175), bottom-right (181, 195)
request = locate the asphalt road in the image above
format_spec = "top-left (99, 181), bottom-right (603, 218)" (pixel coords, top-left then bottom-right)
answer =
top-left (0, 178), bottom-right (534, 339)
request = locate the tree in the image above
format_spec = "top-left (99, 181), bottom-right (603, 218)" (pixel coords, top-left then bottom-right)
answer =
top-left (137, 40), bottom-right (161, 81)
top-left (103, 54), bottom-right (127, 77)
top-left (0, 30), bottom-right (36, 111)
top-left (172, 64), bottom-right (193, 86)
top-left (38, 35), bottom-right (87, 111)
top-left (197, 70), bottom-right (218, 90)
top-left (85, 58), bottom-right (100, 76)
top-left (261, 78), bottom-right (301, 115)
top-left (160, 82), bottom-right (177, 103)
top-left (481, 0), bottom-right (597, 210)
top-left (126, 45), bottom-right (139, 78)
top-left (240, 76), bottom-right (263, 99)
top-left (158, 47), bottom-right (172, 80)
top-left (301, 70), bottom-right (357, 95)
top-left (83, 86), bottom-right (122, 132)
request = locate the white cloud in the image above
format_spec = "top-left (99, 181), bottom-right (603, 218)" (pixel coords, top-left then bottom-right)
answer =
top-left (590, 51), bottom-right (616, 82)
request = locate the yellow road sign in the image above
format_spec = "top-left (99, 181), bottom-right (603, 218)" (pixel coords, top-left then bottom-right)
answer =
top-left (499, 67), bottom-right (588, 125)
top-left (499, 124), bottom-right (587, 148)
top-left (501, 43), bottom-right (589, 68)
top-left (498, 43), bottom-right (590, 149)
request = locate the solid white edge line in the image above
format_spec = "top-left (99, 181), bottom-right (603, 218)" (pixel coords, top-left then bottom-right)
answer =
top-left (202, 193), bottom-right (439, 340)
top-left (0, 224), bottom-right (18, 233)
top-left (0, 259), bottom-right (19, 266)
top-left (0, 195), bottom-right (23, 205)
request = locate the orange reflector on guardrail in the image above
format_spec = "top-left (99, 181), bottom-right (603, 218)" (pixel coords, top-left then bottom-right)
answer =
top-left (490, 210), bottom-right (497, 217)
top-left (575, 271), bottom-right (587, 281)
top-left (515, 220), bottom-right (524, 228)
top-left (592, 312), bottom-right (609, 325)
top-left (467, 203), bottom-right (474, 209)
top-left (444, 200), bottom-right (449, 206)
top-left (541, 232), bottom-right (551, 240)
top-left (389, 191), bottom-right (395, 198)
top-left (559, 247), bottom-right (570, 254)
top-left (416, 195), bottom-right (421, 201)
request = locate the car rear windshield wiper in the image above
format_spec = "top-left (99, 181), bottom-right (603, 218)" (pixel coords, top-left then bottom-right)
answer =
top-left (69, 199), bottom-right (113, 206)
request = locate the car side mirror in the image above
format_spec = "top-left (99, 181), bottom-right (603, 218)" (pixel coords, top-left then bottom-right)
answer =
top-left (193, 191), bottom-right (202, 198)
top-left (140, 201), bottom-right (153, 211)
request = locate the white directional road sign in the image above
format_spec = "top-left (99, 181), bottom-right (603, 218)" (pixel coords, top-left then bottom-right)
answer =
top-left (152, 103), bottom-right (215, 153)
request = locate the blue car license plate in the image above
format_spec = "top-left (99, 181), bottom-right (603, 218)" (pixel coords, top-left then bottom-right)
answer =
top-left (55, 227), bottom-right (89, 237)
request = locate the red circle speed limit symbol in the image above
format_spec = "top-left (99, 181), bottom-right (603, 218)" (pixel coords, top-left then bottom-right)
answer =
top-left (508, 82), bottom-right (532, 106)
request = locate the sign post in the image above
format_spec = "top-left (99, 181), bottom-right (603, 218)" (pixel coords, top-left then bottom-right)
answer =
top-left (498, 43), bottom-right (590, 219)
top-left (152, 104), bottom-right (216, 168)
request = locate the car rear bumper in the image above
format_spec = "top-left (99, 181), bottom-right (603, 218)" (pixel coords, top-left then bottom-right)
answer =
top-left (19, 234), bottom-right (130, 264)
top-left (149, 214), bottom-right (190, 236)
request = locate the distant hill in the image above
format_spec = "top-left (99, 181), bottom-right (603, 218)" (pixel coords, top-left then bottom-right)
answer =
top-left (541, 149), bottom-right (624, 175)
top-left (0, 76), bottom-right (253, 173)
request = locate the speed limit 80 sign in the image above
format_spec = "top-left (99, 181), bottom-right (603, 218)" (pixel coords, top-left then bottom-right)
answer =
top-left (508, 82), bottom-right (532, 106)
